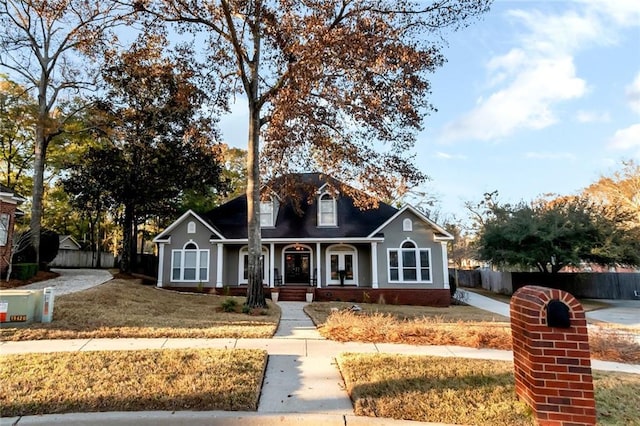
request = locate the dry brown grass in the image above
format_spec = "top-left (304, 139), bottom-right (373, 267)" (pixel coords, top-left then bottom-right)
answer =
top-left (320, 310), bottom-right (513, 349)
top-left (338, 353), bottom-right (534, 425)
top-left (0, 279), bottom-right (279, 341)
top-left (338, 353), bottom-right (640, 426)
top-left (305, 301), bottom-right (509, 324)
top-left (0, 348), bottom-right (267, 417)
top-left (316, 307), bottom-right (640, 363)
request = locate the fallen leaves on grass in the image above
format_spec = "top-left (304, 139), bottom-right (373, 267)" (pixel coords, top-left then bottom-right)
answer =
top-left (0, 349), bottom-right (267, 417)
top-left (320, 310), bottom-right (640, 363)
top-left (319, 310), bottom-right (512, 349)
top-left (0, 279), bottom-right (280, 341)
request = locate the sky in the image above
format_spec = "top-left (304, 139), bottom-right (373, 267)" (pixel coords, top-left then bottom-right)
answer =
top-left (218, 0), bottom-right (640, 223)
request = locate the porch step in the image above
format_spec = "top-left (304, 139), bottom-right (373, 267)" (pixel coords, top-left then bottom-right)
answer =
top-left (277, 286), bottom-right (312, 302)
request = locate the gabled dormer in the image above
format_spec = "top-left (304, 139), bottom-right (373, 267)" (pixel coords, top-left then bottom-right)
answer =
top-left (260, 194), bottom-right (279, 228)
top-left (317, 185), bottom-right (338, 227)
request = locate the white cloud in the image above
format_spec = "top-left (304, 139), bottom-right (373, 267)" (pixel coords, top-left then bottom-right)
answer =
top-left (575, 110), bottom-right (611, 123)
top-left (626, 72), bottom-right (640, 115)
top-left (525, 152), bottom-right (577, 161)
top-left (608, 123), bottom-right (640, 152)
top-left (435, 152), bottom-right (467, 160)
top-left (438, 1), bottom-right (635, 144)
top-left (440, 55), bottom-right (586, 142)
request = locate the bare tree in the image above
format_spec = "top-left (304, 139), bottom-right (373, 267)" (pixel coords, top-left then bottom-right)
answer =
top-left (136, 0), bottom-right (492, 307)
top-left (0, 0), bottom-right (132, 264)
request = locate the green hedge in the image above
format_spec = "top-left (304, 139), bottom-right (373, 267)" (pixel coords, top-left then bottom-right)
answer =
top-left (12, 263), bottom-right (38, 281)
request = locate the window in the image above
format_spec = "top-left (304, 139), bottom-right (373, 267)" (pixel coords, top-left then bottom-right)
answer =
top-left (326, 244), bottom-right (357, 285)
top-left (239, 246), bottom-right (269, 284)
top-left (171, 242), bottom-right (209, 282)
top-left (0, 213), bottom-right (9, 246)
top-left (187, 221), bottom-right (196, 234)
top-left (403, 218), bottom-right (413, 231)
top-left (387, 240), bottom-right (431, 283)
top-left (318, 193), bottom-right (337, 226)
top-left (260, 199), bottom-right (274, 227)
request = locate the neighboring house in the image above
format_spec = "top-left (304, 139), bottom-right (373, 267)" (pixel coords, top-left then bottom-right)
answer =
top-left (0, 184), bottom-right (26, 274)
top-left (154, 173), bottom-right (454, 305)
top-left (58, 235), bottom-right (82, 250)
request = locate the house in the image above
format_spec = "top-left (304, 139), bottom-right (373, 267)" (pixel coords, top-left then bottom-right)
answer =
top-left (58, 235), bottom-right (82, 250)
top-left (154, 173), bottom-right (454, 306)
top-left (0, 184), bottom-right (26, 274)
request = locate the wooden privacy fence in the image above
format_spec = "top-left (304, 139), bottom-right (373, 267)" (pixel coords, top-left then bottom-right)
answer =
top-left (451, 268), bottom-right (640, 300)
top-left (49, 250), bottom-right (116, 268)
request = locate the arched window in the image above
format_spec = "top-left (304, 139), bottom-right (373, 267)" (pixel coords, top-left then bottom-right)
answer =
top-left (187, 221), bottom-right (196, 234)
top-left (239, 246), bottom-right (269, 284)
top-left (387, 239), bottom-right (431, 283)
top-left (171, 241), bottom-right (209, 282)
top-left (318, 193), bottom-right (337, 226)
top-left (325, 244), bottom-right (358, 285)
top-left (402, 218), bottom-right (413, 231)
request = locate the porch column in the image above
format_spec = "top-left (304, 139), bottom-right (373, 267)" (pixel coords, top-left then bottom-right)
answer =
top-left (156, 243), bottom-right (165, 287)
top-left (316, 242), bottom-right (321, 287)
top-left (269, 242), bottom-right (275, 288)
top-left (216, 243), bottom-right (224, 288)
top-left (441, 242), bottom-right (450, 289)
top-left (371, 242), bottom-right (379, 288)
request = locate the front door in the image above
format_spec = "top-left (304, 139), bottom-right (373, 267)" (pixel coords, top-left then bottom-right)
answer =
top-left (284, 252), bottom-right (310, 284)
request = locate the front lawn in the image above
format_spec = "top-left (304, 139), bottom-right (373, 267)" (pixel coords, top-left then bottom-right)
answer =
top-left (0, 348), bottom-right (267, 417)
top-left (337, 353), bottom-right (640, 426)
top-left (307, 302), bottom-right (640, 363)
top-left (0, 279), bottom-right (280, 340)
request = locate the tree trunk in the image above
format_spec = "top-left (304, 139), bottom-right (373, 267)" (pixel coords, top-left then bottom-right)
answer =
top-left (245, 102), bottom-right (265, 308)
top-left (121, 203), bottom-right (134, 273)
top-left (96, 209), bottom-right (102, 269)
top-left (30, 102), bottom-right (48, 267)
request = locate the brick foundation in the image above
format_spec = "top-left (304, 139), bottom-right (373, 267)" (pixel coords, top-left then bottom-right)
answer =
top-left (510, 285), bottom-right (596, 426)
top-left (162, 286), bottom-right (451, 307)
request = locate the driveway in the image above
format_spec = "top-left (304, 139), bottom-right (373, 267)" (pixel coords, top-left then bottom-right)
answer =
top-left (17, 269), bottom-right (113, 296)
top-left (585, 299), bottom-right (640, 328)
top-left (460, 289), bottom-right (640, 329)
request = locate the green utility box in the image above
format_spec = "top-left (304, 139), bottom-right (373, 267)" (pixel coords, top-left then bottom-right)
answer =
top-left (0, 287), bottom-right (55, 324)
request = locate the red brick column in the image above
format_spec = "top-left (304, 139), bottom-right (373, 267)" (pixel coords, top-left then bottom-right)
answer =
top-left (510, 285), bottom-right (596, 426)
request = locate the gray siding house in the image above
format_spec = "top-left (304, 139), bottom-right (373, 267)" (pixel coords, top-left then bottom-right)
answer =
top-left (154, 174), bottom-right (453, 299)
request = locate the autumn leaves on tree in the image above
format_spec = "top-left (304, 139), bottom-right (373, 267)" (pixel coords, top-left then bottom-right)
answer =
top-left (2, 1), bottom-right (492, 307)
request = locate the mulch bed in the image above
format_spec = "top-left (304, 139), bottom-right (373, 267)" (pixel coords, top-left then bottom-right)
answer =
top-left (0, 270), bottom-right (60, 290)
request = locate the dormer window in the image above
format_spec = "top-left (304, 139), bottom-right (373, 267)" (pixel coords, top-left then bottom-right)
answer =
top-left (318, 193), bottom-right (337, 226)
top-left (260, 198), bottom-right (275, 227)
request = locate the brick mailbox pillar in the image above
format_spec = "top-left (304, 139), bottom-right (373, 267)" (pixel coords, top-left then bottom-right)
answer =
top-left (510, 285), bottom-right (596, 426)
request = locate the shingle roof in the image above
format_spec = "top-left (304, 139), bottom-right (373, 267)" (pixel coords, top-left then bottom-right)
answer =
top-left (203, 173), bottom-right (398, 239)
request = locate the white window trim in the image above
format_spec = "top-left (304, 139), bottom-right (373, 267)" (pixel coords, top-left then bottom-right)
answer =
top-left (260, 198), bottom-right (275, 228)
top-left (0, 213), bottom-right (9, 246)
top-left (238, 246), bottom-right (269, 285)
top-left (325, 244), bottom-right (358, 286)
top-left (387, 239), bottom-right (432, 284)
top-left (317, 192), bottom-right (337, 227)
top-left (187, 221), bottom-right (196, 234)
top-left (170, 240), bottom-right (210, 282)
top-left (402, 218), bottom-right (413, 231)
